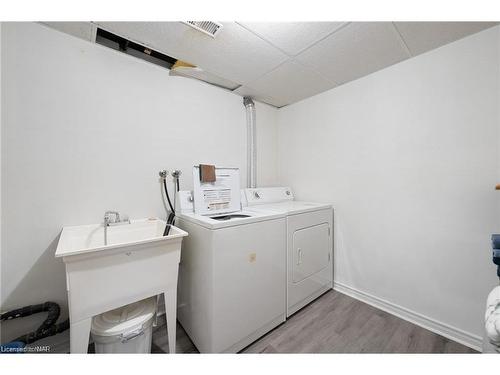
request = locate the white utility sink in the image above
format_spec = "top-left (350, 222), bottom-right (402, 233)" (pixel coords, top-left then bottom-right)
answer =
top-left (55, 218), bottom-right (186, 258)
top-left (55, 217), bottom-right (188, 353)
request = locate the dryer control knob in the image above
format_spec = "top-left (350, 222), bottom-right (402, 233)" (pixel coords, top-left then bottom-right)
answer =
top-left (254, 191), bottom-right (261, 199)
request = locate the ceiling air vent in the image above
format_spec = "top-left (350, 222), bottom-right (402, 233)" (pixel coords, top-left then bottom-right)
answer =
top-left (183, 21), bottom-right (223, 38)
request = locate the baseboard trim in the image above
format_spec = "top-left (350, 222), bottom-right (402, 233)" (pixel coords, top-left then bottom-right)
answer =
top-left (333, 281), bottom-right (482, 352)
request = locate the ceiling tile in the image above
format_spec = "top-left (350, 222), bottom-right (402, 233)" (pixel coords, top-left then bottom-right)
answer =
top-left (295, 22), bottom-right (411, 84)
top-left (233, 85), bottom-right (285, 107)
top-left (238, 22), bottom-right (346, 56)
top-left (238, 60), bottom-right (337, 107)
top-left (48, 22), bottom-right (498, 108)
top-left (95, 22), bottom-right (289, 85)
top-left (394, 22), bottom-right (498, 56)
top-left (42, 22), bottom-right (94, 41)
top-left (169, 67), bottom-right (241, 90)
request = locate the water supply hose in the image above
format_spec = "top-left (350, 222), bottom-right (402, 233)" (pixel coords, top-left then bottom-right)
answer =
top-left (163, 178), bottom-right (175, 215)
top-left (159, 170), bottom-right (176, 236)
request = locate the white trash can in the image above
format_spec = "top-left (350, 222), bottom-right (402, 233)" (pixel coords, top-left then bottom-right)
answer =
top-left (91, 297), bottom-right (157, 353)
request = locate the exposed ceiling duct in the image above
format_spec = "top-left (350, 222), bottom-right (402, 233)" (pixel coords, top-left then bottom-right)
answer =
top-left (243, 97), bottom-right (257, 189)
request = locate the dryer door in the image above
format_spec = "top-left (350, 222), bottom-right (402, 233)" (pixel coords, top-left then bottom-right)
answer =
top-left (292, 223), bottom-right (330, 283)
top-left (287, 208), bottom-right (333, 316)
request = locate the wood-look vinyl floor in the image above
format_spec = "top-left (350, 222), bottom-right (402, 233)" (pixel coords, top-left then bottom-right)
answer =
top-left (151, 290), bottom-right (477, 354)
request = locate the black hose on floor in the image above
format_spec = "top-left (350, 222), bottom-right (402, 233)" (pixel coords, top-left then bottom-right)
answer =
top-left (1, 302), bottom-right (60, 331)
top-left (14, 319), bottom-right (70, 345)
top-left (1, 301), bottom-right (69, 345)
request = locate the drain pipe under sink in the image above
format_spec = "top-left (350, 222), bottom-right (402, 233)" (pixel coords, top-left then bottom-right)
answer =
top-left (243, 97), bottom-right (257, 188)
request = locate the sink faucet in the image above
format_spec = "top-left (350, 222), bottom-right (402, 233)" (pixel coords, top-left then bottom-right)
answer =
top-left (104, 211), bottom-right (120, 226)
top-left (103, 211), bottom-right (129, 245)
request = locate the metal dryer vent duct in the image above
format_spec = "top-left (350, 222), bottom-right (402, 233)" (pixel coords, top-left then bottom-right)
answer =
top-left (243, 97), bottom-right (257, 188)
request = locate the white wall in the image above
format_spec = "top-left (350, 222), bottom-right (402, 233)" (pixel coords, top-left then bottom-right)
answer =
top-left (277, 26), bottom-right (500, 345)
top-left (0, 22), bottom-right (279, 342)
top-left (256, 101), bottom-right (279, 187)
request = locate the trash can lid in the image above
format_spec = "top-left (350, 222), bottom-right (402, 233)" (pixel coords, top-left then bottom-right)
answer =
top-left (91, 297), bottom-right (156, 337)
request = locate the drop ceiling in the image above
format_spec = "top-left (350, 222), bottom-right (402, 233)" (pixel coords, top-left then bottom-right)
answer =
top-left (44, 21), bottom-right (498, 108)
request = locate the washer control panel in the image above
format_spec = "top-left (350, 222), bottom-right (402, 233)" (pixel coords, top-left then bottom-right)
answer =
top-left (245, 187), bottom-right (294, 206)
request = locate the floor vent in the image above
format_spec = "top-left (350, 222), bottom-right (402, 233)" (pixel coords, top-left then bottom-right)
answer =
top-left (183, 21), bottom-right (223, 38)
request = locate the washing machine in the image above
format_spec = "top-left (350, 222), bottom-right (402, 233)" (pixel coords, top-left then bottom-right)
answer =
top-left (244, 187), bottom-right (333, 317)
top-left (175, 168), bottom-right (287, 353)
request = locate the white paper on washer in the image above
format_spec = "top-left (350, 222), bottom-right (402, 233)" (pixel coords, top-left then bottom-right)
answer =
top-left (192, 166), bottom-right (241, 216)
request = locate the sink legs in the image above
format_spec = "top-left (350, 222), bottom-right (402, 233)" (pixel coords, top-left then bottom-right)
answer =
top-left (164, 288), bottom-right (177, 354)
top-left (64, 244), bottom-right (182, 354)
top-left (70, 318), bottom-right (92, 353)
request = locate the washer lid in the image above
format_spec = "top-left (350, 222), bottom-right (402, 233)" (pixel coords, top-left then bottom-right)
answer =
top-left (177, 208), bottom-right (285, 230)
top-left (91, 297), bottom-right (156, 336)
